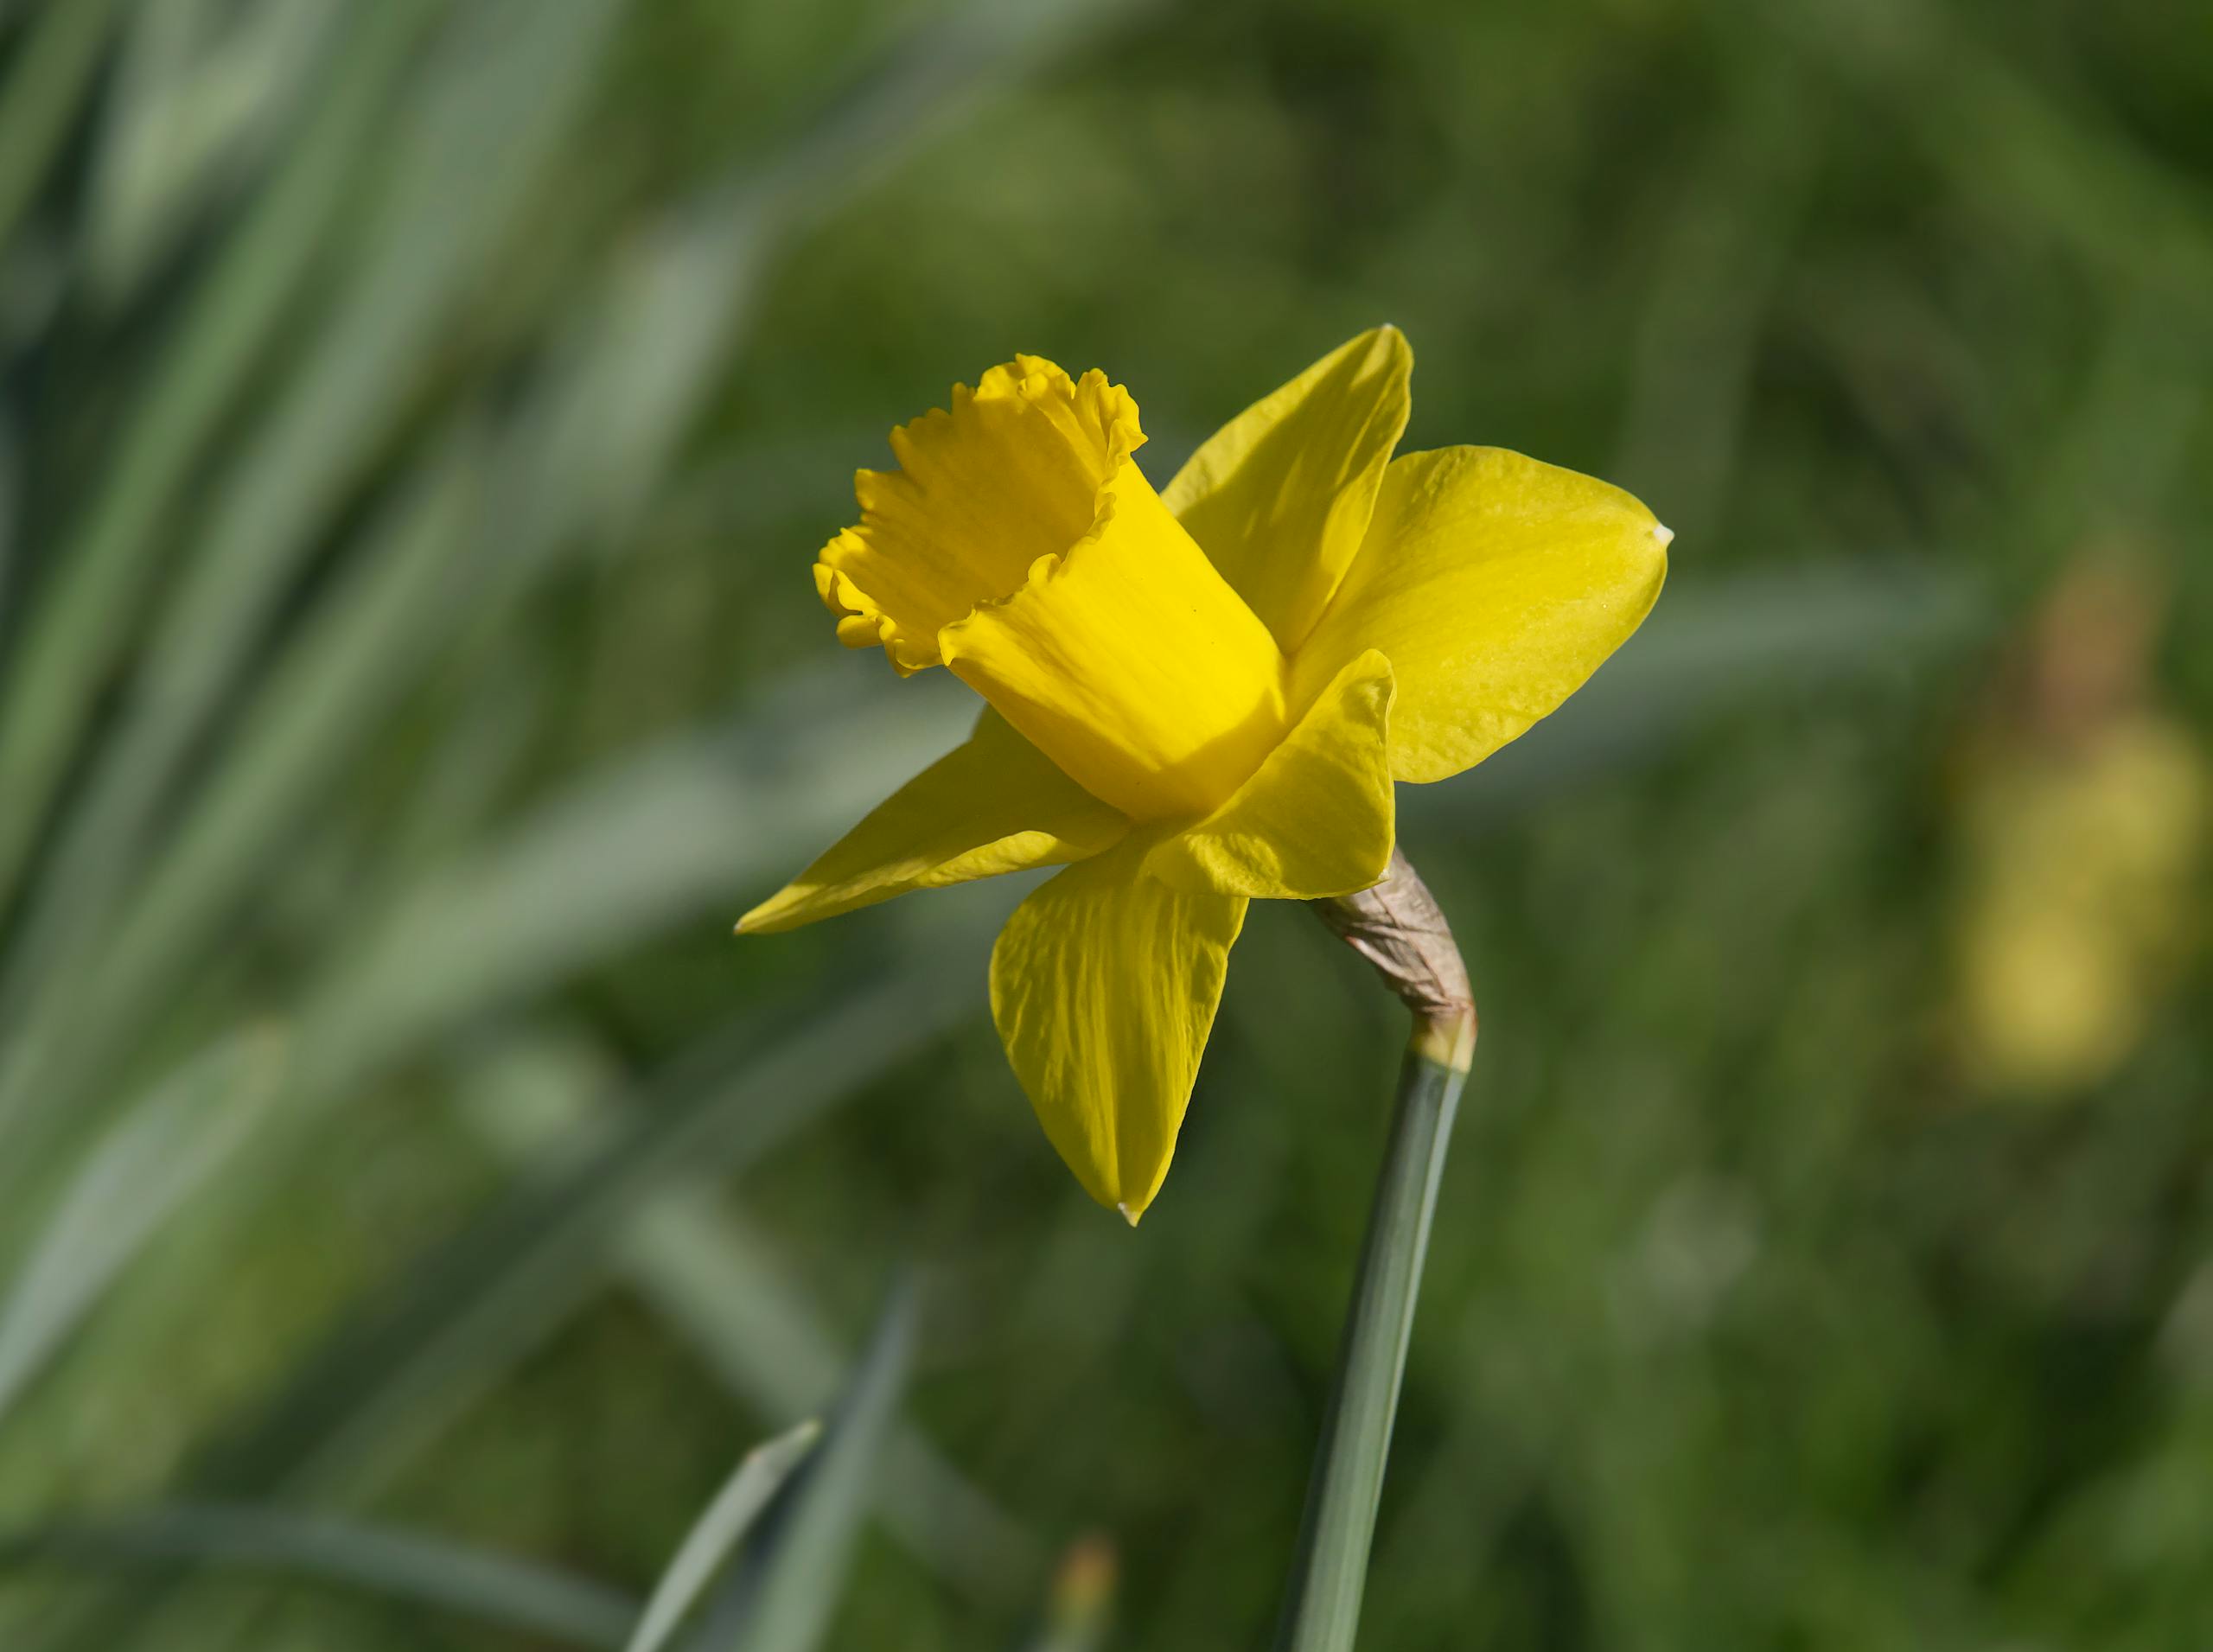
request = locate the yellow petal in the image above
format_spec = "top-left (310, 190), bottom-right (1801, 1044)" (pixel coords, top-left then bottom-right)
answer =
top-left (1296, 446), bottom-right (1668, 784)
top-left (1161, 326), bottom-right (1413, 653)
top-left (989, 837), bottom-right (1247, 1220)
top-left (1145, 649), bottom-right (1396, 901)
top-left (941, 465), bottom-right (1289, 823)
top-left (817, 358), bottom-right (1140, 673)
top-left (737, 711), bottom-right (1128, 934)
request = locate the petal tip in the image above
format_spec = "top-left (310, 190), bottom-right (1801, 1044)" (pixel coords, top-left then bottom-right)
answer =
top-left (735, 894), bottom-right (798, 935)
top-left (1115, 1200), bottom-right (1144, 1228)
top-left (1651, 521), bottom-right (1675, 549)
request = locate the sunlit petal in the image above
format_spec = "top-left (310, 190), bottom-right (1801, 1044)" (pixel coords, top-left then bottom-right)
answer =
top-left (737, 711), bottom-right (1128, 934)
top-left (1163, 326), bottom-right (1412, 652)
top-left (990, 838), bottom-right (1247, 1221)
top-left (941, 469), bottom-right (1288, 821)
top-left (1146, 649), bottom-right (1395, 901)
top-left (1296, 445), bottom-right (1668, 783)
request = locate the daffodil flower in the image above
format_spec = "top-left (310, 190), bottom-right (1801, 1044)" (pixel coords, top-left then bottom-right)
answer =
top-left (739, 328), bottom-right (1668, 1221)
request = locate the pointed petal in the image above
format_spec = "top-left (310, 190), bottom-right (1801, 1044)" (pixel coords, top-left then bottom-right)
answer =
top-left (1162, 326), bottom-right (1413, 653)
top-left (1145, 650), bottom-right (1396, 901)
top-left (1297, 446), bottom-right (1669, 784)
top-left (737, 711), bottom-right (1128, 934)
top-left (989, 839), bottom-right (1247, 1219)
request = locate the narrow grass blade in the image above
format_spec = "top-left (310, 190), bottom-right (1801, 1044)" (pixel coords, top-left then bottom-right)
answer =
top-left (698, 1285), bottom-right (918, 1652)
top-left (462, 1037), bottom-right (1038, 1601)
top-left (625, 1421), bottom-right (822, 1652)
top-left (0, 0), bottom-right (625, 1044)
top-left (620, 1191), bottom-right (1040, 1602)
top-left (20, 990), bottom-right (960, 1652)
top-left (96, 427), bottom-right (482, 1008)
top-left (0, 1029), bottom-right (284, 1427)
top-left (0, 1503), bottom-right (638, 1648)
top-left (0, 411), bottom-right (21, 634)
top-left (0, 0), bottom-right (124, 253)
top-left (0, 0), bottom-right (434, 904)
top-left (84, 0), bottom-right (347, 297)
top-left (1272, 1046), bottom-right (1469, 1652)
top-left (0, 431), bottom-right (483, 1200)
top-left (293, 670), bottom-right (974, 1101)
top-left (205, 983), bottom-right (964, 1505)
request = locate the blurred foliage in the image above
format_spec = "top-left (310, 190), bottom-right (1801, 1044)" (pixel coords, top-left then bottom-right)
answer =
top-left (0, 0), bottom-right (2208, 1649)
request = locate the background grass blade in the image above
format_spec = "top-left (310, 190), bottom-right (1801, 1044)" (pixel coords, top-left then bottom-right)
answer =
top-left (618, 1190), bottom-right (1041, 1601)
top-left (0, 0), bottom-right (435, 905)
top-left (293, 673), bottom-right (976, 1101)
top-left (0, 1029), bottom-right (284, 1427)
top-left (82, 0), bottom-right (347, 298)
top-left (0, 0), bottom-right (628, 1052)
top-left (692, 1285), bottom-right (919, 1652)
top-left (201, 984), bottom-right (962, 1507)
top-left (9, 989), bottom-right (960, 1652)
top-left (624, 1421), bottom-right (821, 1652)
top-left (0, 0), bottom-right (126, 253)
top-left (0, 1504), bottom-right (638, 1648)
top-left (462, 1045), bottom-right (1040, 1600)
top-left (0, 434), bottom-right (484, 1204)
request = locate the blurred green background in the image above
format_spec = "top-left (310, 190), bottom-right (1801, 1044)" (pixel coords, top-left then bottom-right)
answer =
top-left (0, 0), bottom-right (2209, 1647)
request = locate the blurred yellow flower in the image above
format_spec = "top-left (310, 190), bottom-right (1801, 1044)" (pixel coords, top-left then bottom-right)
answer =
top-left (1955, 718), bottom-right (2208, 1092)
top-left (739, 328), bottom-right (1668, 1218)
top-left (1953, 554), bottom-right (2210, 1094)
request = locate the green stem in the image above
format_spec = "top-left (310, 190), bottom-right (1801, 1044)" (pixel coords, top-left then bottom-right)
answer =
top-left (1277, 852), bottom-right (1475, 1652)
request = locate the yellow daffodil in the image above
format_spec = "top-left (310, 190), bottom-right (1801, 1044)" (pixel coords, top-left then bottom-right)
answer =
top-left (738, 328), bottom-right (1668, 1221)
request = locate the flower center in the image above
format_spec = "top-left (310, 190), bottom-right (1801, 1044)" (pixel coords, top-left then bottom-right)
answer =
top-left (816, 357), bottom-right (1289, 820)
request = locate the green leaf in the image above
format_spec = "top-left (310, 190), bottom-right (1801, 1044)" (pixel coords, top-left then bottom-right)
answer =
top-left (199, 983), bottom-right (964, 1505)
top-left (695, 1285), bottom-right (918, 1652)
top-left (462, 1028), bottom-right (1039, 1604)
top-left (0, 1029), bottom-right (284, 1428)
top-left (624, 1420), bottom-right (821, 1652)
top-left (20, 987), bottom-right (960, 1652)
top-left (0, 1503), bottom-right (638, 1648)
top-left (83, 0), bottom-right (349, 297)
top-left (0, 0), bottom-right (127, 254)
top-left (0, 0), bottom-right (436, 909)
top-left (616, 1189), bottom-right (1041, 1603)
top-left (0, 0), bottom-right (625, 1097)
top-left (0, 431), bottom-right (485, 1201)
